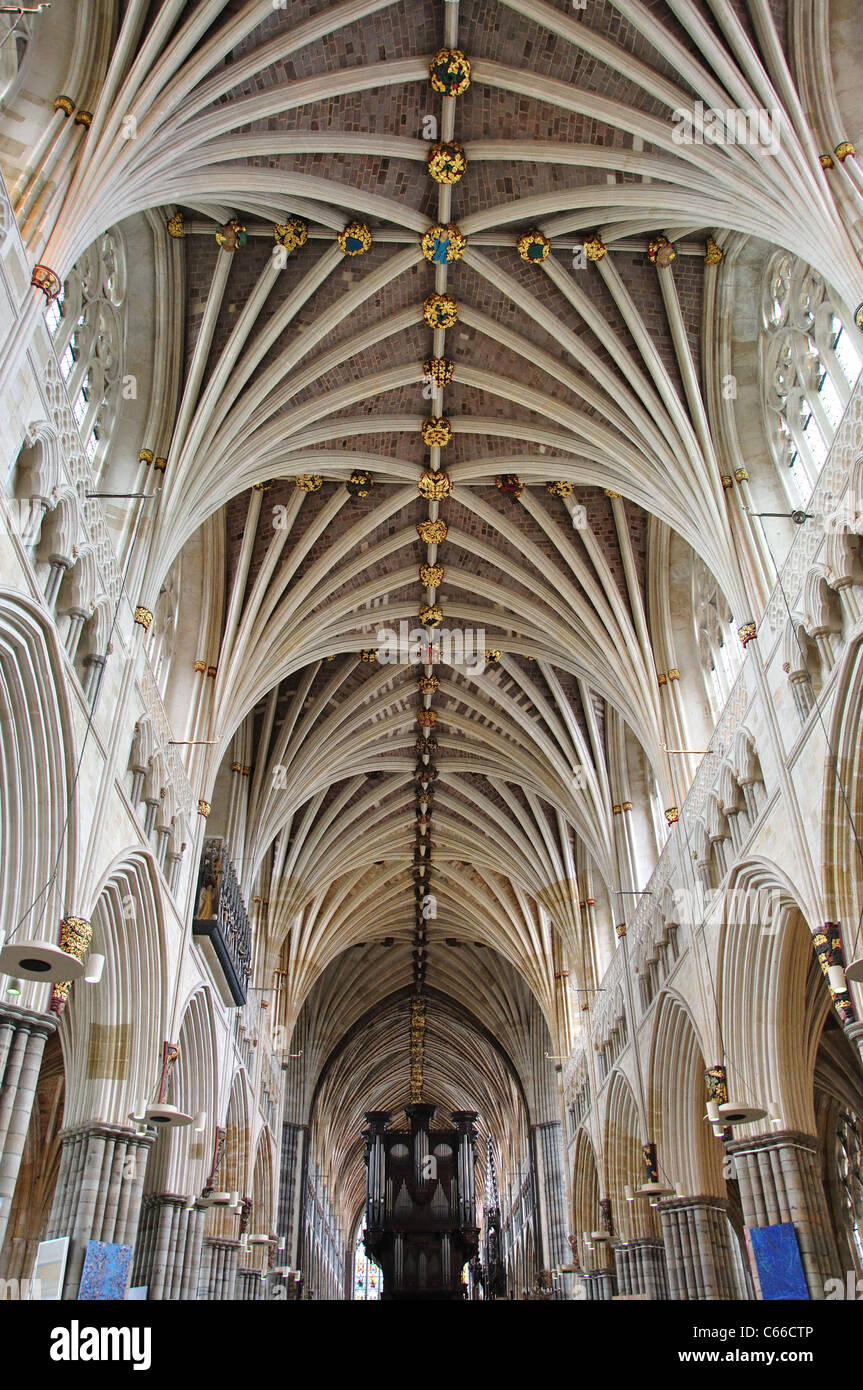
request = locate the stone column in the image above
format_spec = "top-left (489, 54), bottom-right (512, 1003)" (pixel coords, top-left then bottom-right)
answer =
top-left (844, 1020), bottom-right (863, 1069)
top-left (198, 1236), bottom-right (239, 1299)
top-left (581, 1268), bottom-right (613, 1300)
top-left (236, 1266), bottom-right (266, 1300)
top-left (278, 1121), bottom-right (307, 1268)
top-left (0, 1004), bottom-right (56, 1252)
top-left (659, 1195), bottom-right (749, 1300)
top-left (46, 1121), bottom-right (154, 1298)
top-left (131, 1194), bottom-right (206, 1300)
top-left (613, 1238), bottom-right (668, 1299)
top-left (530, 1120), bottom-right (570, 1294)
top-left (726, 1129), bottom-right (842, 1299)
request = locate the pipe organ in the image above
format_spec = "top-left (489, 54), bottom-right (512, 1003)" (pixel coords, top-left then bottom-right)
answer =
top-left (362, 1105), bottom-right (479, 1299)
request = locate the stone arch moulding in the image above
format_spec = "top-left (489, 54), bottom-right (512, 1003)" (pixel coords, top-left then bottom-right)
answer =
top-left (0, 587), bottom-right (77, 957)
top-left (716, 859), bottom-right (833, 1135)
top-left (57, 849), bottom-right (169, 1130)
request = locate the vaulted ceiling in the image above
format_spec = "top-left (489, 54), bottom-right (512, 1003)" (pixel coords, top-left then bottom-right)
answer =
top-left (23, 0), bottom-right (863, 1196)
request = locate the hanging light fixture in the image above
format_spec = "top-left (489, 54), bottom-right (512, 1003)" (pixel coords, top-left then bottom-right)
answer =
top-left (84, 953), bottom-right (105, 983)
top-left (844, 955), bottom-right (863, 983)
top-left (0, 915), bottom-right (93, 982)
top-left (634, 1142), bottom-right (674, 1199)
top-left (144, 1042), bottom-right (192, 1128)
top-left (705, 1062), bottom-right (766, 1126)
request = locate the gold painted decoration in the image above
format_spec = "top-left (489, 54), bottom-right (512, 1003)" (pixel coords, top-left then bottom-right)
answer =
top-left (197, 799), bottom-right (211, 818)
top-left (296, 474), bottom-right (323, 492)
top-left (421, 416), bottom-right (452, 447)
top-left (53, 95), bottom-right (75, 116)
top-left (347, 469), bottom-right (373, 497)
top-left (704, 236), bottom-right (724, 265)
top-left (418, 470), bottom-right (453, 500)
top-left (517, 229), bottom-right (550, 263)
top-left (418, 675), bottom-right (440, 694)
top-left (60, 915), bottom-right (93, 961)
top-left (429, 48), bottom-right (471, 96)
top-left (338, 222), bottom-right (372, 255)
top-left (194, 660), bottom-right (206, 673)
top-left (419, 604), bottom-right (444, 627)
top-left (167, 212), bottom-right (185, 238)
top-left (819, 153), bottom-right (834, 169)
top-left (134, 606), bottom-right (153, 631)
top-left (664, 806), bottom-right (679, 824)
top-left (415, 736), bottom-right (438, 755)
top-left (721, 474), bottom-right (734, 489)
top-left (424, 357), bottom-right (454, 387)
top-left (428, 142), bottom-right (467, 184)
top-left (615, 923), bottom-right (627, 938)
top-left (496, 474), bottom-right (523, 497)
top-left (215, 219), bottom-right (247, 251)
top-left (31, 265), bottom-right (62, 302)
top-left (74, 110), bottom-right (92, 128)
top-left (604, 489), bottom-right (620, 499)
top-left (647, 235), bottom-right (676, 267)
top-left (546, 480), bottom-right (572, 498)
top-left (417, 518), bottom-right (448, 544)
top-left (484, 649), bottom-right (502, 663)
top-left (419, 563), bottom-right (444, 587)
top-left (416, 764), bottom-right (437, 783)
top-left (738, 621), bottom-right (757, 646)
top-left (423, 293), bottom-right (458, 329)
top-left (704, 1065), bottom-right (729, 1107)
top-left (416, 708), bottom-right (438, 727)
top-left (657, 673), bottom-right (667, 686)
top-left (421, 224), bottom-right (466, 264)
top-left (667, 668), bottom-right (680, 681)
top-left (835, 141), bottom-right (856, 161)
top-left (360, 650), bottom-right (378, 662)
top-left (583, 234), bottom-right (607, 262)
top-left (153, 457), bottom-right (166, 472)
top-left (139, 448), bottom-right (154, 465)
top-left (734, 468), bottom-right (749, 482)
top-left (855, 304), bottom-right (863, 331)
top-left (274, 217), bottom-right (308, 251)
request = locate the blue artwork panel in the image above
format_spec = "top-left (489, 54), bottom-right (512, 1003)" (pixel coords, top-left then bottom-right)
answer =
top-left (748, 1222), bottom-right (810, 1300)
top-left (77, 1240), bottom-right (133, 1300)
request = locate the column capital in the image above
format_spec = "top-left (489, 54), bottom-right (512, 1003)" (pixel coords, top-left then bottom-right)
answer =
top-left (58, 1119), bottom-right (156, 1148)
top-left (725, 1127), bottom-right (818, 1156)
top-left (656, 1193), bottom-right (728, 1213)
top-left (0, 1000), bottom-right (58, 1036)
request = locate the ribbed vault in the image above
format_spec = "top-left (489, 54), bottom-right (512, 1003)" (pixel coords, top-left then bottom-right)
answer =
top-left (13, 0), bottom-right (863, 1259)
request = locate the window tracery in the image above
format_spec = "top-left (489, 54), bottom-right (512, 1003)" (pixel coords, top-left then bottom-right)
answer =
top-left (836, 1110), bottom-right (863, 1267)
top-left (45, 232), bottom-right (127, 473)
top-left (760, 252), bottom-right (862, 506)
top-left (692, 554), bottom-right (741, 722)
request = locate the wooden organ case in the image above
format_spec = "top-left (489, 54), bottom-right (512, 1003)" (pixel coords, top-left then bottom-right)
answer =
top-left (362, 1105), bottom-right (479, 1299)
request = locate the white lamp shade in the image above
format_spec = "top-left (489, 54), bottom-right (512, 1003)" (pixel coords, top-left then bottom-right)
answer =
top-left (193, 1110), bottom-right (206, 1132)
top-left (705, 1100), bottom-right (720, 1123)
top-left (717, 1100), bottom-right (767, 1125)
top-left (624, 1184), bottom-right (634, 1201)
top-left (845, 956), bottom-right (863, 983)
top-left (827, 963), bottom-right (847, 992)
top-left (145, 1102), bottom-right (192, 1128)
top-left (84, 953), bottom-right (105, 983)
top-left (0, 940), bottom-right (87, 982)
